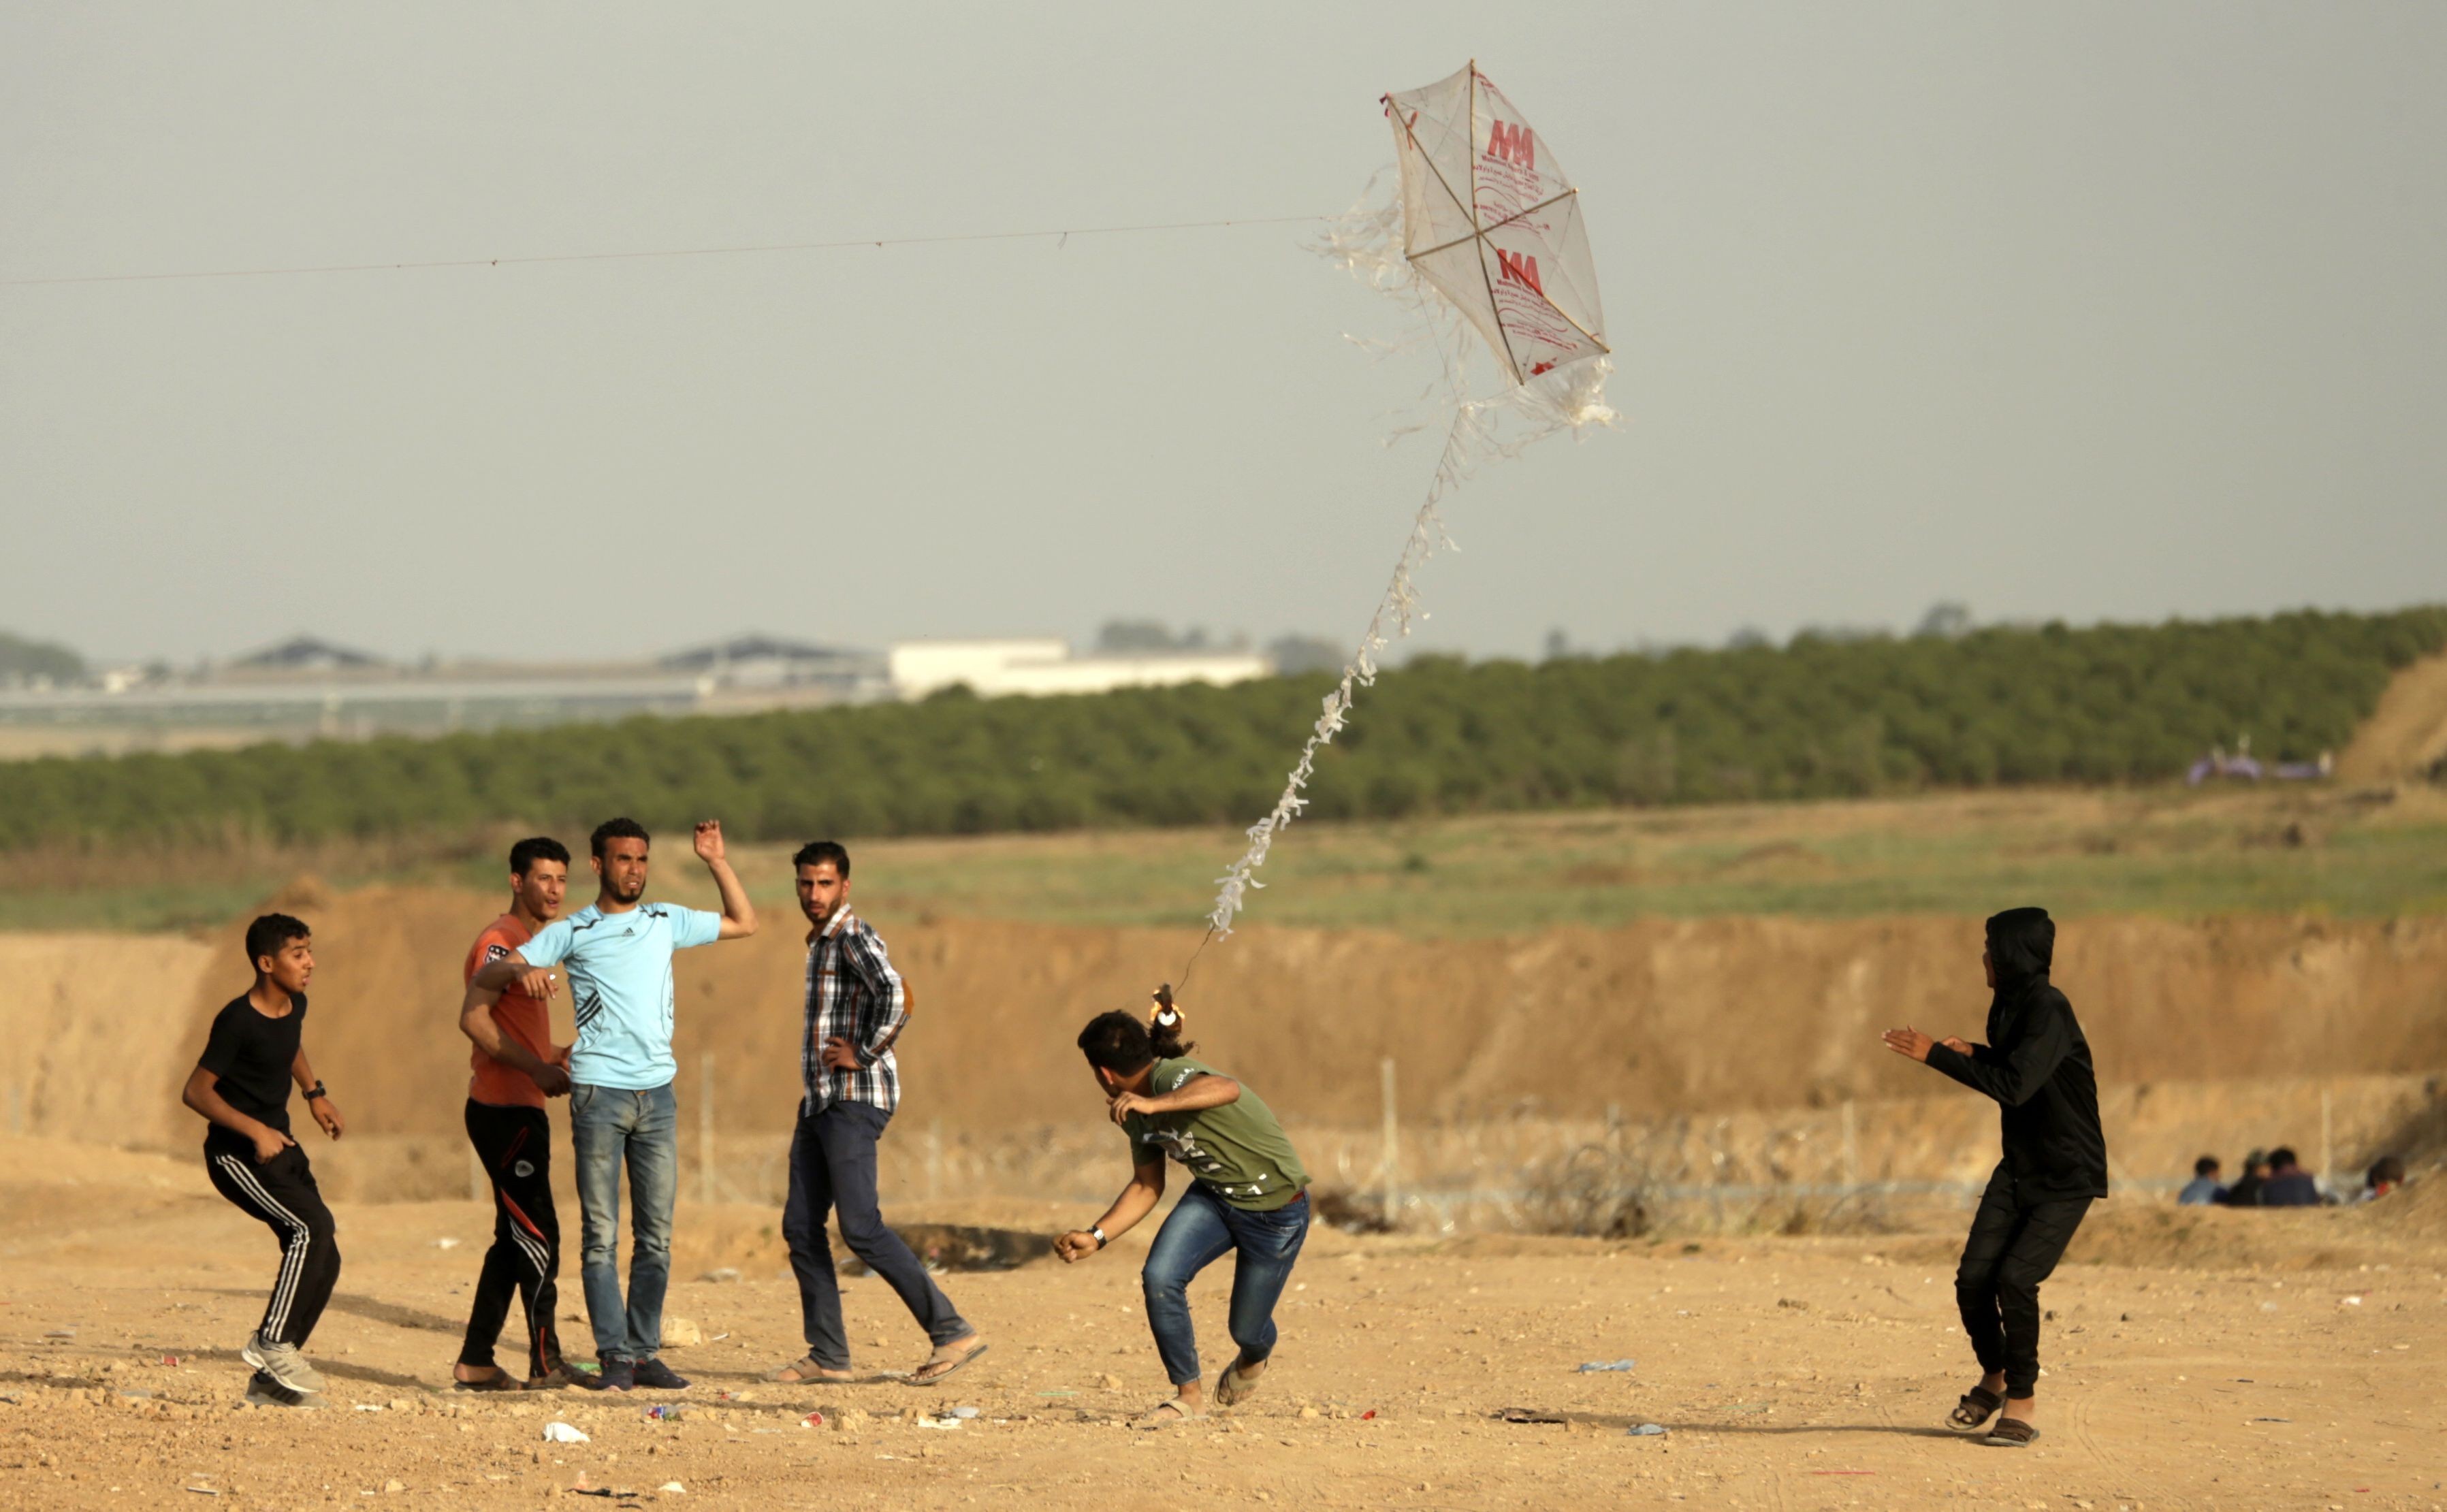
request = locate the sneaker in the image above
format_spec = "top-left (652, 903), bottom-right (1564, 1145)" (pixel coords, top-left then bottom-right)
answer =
top-left (630, 1358), bottom-right (690, 1391)
top-left (585, 1357), bottom-right (635, 1392)
top-left (244, 1332), bottom-right (326, 1394)
top-left (244, 1368), bottom-right (325, 1409)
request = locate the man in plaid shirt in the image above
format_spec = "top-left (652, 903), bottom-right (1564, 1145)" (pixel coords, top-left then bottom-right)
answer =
top-left (769, 841), bottom-right (987, 1388)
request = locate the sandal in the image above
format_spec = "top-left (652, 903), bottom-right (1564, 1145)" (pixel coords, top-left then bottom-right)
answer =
top-left (1983, 1417), bottom-right (2041, 1447)
top-left (1215, 1359), bottom-right (1266, 1408)
top-left (908, 1338), bottom-right (988, 1387)
top-left (767, 1355), bottom-right (855, 1384)
top-left (451, 1368), bottom-right (521, 1394)
top-left (1947, 1385), bottom-right (2002, 1431)
top-left (1136, 1398), bottom-right (1206, 1430)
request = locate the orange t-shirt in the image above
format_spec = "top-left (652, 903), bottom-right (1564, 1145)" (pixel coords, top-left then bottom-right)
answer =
top-left (466, 914), bottom-right (554, 1110)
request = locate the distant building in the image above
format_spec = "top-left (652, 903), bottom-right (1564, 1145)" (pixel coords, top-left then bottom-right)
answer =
top-left (227, 634), bottom-right (385, 673)
top-left (0, 629), bottom-right (1272, 760)
top-left (660, 634), bottom-right (883, 694)
top-left (0, 630), bottom-right (887, 759)
top-left (888, 639), bottom-right (1070, 699)
top-left (888, 639), bottom-right (1273, 700)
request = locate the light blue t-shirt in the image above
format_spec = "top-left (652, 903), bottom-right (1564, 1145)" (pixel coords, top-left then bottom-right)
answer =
top-left (518, 902), bottom-right (722, 1090)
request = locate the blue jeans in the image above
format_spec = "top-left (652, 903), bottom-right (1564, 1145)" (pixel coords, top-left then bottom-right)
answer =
top-left (569, 1082), bottom-right (678, 1363)
top-left (1141, 1183), bottom-right (1310, 1387)
top-left (782, 1101), bottom-right (970, 1368)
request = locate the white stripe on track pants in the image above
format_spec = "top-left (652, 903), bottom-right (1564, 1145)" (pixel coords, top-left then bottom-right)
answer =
top-left (206, 1142), bottom-right (340, 1348)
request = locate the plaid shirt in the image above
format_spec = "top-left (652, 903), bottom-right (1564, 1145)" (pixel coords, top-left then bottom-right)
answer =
top-left (800, 907), bottom-right (910, 1117)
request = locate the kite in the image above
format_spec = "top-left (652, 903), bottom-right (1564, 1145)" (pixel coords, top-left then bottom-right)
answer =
top-left (1196, 63), bottom-right (1614, 949)
top-left (1385, 62), bottom-right (1609, 385)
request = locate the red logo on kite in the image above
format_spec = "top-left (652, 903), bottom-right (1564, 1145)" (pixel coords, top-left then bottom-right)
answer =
top-left (1495, 248), bottom-right (1543, 295)
top-left (1486, 120), bottom-right (1535, 170)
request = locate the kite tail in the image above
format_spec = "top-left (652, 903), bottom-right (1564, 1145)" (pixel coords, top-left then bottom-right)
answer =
top-left (1204, 409), bottom-right (1469, 939)
top-left (1200, 179), bottom-right (1616, 942)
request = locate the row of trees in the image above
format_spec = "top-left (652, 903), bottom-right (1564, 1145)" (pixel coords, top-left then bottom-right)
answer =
top-left (2, 607), bottom-right (2438, 851)
top-left (0, 630), bottom-right (84, 686)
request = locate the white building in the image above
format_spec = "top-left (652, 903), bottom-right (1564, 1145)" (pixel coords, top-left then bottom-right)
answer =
top-left (888, 639), bottom-right (1273, 701)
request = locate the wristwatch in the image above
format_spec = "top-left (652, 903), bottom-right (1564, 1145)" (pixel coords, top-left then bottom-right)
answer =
top-left (1090, 1225), bottom-right (1108, 1250)
top-left (304, 1082), bottom-right (330, 1101)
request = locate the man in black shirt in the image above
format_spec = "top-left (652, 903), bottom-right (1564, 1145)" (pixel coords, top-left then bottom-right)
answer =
top-left (181, 913), bottom-right (348, 1407)
top-left (1884, 907), bottom-right (2107, 1448)
top-left (2218, 1148), bottom-right (2272, 1207)
top-left (2258, 1148), bottom-right (2323, 1206)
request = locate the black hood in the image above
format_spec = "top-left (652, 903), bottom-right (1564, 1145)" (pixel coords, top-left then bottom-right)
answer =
top-left (1985, 907), bottom-right (2055, 991)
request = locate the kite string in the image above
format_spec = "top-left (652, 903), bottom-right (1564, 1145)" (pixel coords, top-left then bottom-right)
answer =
top-left (0, 213), bottom-right (1331, 289)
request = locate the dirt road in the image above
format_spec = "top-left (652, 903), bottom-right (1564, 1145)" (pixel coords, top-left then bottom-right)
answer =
top-left (2, 1138), bottom-right (2438, 1511)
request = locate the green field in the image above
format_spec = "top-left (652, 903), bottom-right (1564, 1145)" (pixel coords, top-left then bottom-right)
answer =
top-left (7, 782), bottom-right (2442, 937)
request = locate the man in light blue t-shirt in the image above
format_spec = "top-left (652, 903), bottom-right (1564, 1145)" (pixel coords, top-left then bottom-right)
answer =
top-left (473, 816), bottom-right (754, 1392)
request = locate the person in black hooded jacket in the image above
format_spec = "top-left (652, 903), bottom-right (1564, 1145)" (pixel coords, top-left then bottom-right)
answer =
top-left (1883, 906), bottom-right (2106, 1449)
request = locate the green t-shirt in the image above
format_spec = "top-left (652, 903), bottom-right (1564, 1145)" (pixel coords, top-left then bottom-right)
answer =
top-left (1122, 1057), bottom-right (1310, 1211)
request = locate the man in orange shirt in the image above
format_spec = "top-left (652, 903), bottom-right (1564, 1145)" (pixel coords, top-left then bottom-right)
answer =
top-left (453, 837), bottom-right (577, 1389)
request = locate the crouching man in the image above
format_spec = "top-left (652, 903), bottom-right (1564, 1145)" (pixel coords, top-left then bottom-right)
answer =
top-left (1056, 999), bottom-right (1311, 1428)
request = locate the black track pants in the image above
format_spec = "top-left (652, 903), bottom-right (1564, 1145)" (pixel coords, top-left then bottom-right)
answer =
top-left (1955, 1168), bottom-right (2092, 1397)
top-left (206, 1142), bottom-right (340, 1349)
top-left (459, 1099), bottom-right (564, 1377)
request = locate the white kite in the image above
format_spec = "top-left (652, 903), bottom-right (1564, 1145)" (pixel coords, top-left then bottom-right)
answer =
top-left (1386, 62), bottom-right (1608, 383)
top-left (1199, 62), bottom-right (1614, 946)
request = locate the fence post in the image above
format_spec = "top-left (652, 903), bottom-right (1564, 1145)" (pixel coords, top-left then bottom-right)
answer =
top-left (1380, 1057), bottom-right (1401, 1229)
top-left (1840, 1099), bottom-right (1859, 1192)
top-left (699, 1052), bottom-right (716, 1206)
top-left (2320, 1086), bottom-right (2334, 1195)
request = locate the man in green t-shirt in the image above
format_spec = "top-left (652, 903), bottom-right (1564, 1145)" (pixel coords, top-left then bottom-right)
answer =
top-left (1056, 1004), bottom-right (1311, 1428)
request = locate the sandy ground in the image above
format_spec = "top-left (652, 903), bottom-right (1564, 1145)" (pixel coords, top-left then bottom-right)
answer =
top-left (2, 1140), bottom-right (2440, 1511)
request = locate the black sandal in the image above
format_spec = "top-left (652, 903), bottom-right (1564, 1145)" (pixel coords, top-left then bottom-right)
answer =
top-left (1947, 1385), bottom-right (2002, 1430)
top-left (1983, 1417), bottom-right (2040, 1447)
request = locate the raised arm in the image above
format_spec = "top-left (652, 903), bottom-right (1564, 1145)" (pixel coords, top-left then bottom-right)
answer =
top-left (694, 820), bottom-right (757, 939)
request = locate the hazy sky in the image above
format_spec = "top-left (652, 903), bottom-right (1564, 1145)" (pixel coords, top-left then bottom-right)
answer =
top-left (4, 3), bottom-right (2442, 666)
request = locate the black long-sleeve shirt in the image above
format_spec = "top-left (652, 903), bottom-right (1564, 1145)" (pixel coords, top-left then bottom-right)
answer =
top-left (1925, 982), bottom-right (2109, 1202)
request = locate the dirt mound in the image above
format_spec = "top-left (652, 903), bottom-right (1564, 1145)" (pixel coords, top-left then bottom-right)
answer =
top-left (2338, 649), bottom-right (2447, 781)
top-left (106, 888), bottom-right (2447, 1147)
top-left (15, 883), bottom-right (2447, 1157)
top-left (1879, 1171), bottom-right (2446, 1274)
top-left (0, 931), bottom-right (217, 1142)
top-left (2073, 1171), bottom-right (2447, 1270)
top-left (2057, 1196), bottom-right (2410, 1272)
top-left (2360, 1166), bottom-right (2447, 1241)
